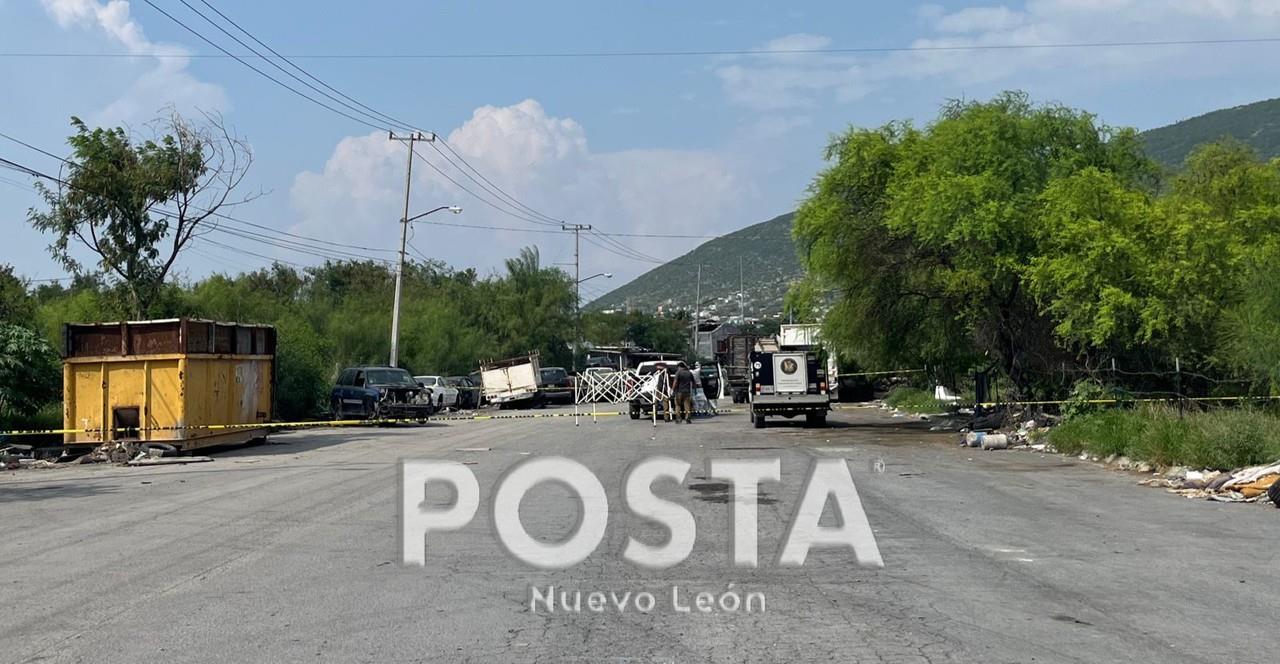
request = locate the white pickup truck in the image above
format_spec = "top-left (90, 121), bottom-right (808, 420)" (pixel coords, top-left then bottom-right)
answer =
top-left (479, 354), bottom-right (543, 408)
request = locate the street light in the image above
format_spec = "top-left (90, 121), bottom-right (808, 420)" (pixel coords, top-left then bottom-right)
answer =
top-left (406, 205), bottom-right (462, 224)
top-left (390, 205), bottom-right (462, 368)
top-left (573, 273), bottom-right (612, 373)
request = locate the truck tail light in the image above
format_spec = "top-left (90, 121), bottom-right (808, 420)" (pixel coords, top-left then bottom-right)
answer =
top-left (819, 381), bottom-right (827, 392)
top-left (754, 383), bottom-right (761, 393)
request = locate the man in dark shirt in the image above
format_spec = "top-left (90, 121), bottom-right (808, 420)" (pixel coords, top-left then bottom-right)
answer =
top-left (673, 362), bottom-right (696, 424)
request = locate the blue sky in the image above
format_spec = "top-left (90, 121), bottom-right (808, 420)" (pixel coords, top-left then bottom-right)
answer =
top-left (2, 0), bottom-right (1279, 297)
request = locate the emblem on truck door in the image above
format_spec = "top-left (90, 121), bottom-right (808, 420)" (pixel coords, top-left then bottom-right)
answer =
top-left (780, 358), bottom-right (798, 374)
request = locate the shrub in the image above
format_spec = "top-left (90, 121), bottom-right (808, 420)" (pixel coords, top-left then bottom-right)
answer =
top-left (883, 386), bottom-right (947, 413)
top-left (1047, 405), bottom-right (1280, 470)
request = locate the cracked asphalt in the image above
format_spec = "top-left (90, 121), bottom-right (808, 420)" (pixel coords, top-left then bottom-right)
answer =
top-left (1, 405), bottom-right (1276, 663)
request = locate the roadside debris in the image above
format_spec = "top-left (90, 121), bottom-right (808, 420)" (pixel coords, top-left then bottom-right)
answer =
top-left (955, 412), bottom-right (1279, 508)
top-left (1138, 462), bottom-right (1278, 503)
top-left (126, 455), bottom-right (213, 466)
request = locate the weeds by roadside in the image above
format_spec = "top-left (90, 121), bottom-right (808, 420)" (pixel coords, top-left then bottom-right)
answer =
top-left (883, 386), bottom-right (949, 414)
top-left (1048, 406), bottom-right (1280, 470)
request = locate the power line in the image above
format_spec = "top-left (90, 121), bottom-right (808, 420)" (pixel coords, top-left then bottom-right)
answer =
top-left (1, 134), bottom-right (403, 256)
top-left (7, 36), bottom-right (1280, 60)
top-left (150, 0), bottom-right (573, 233)
top-left (200, 236), bottom-right (309, 268)
top-left (137, 0), bottom-right (391, 132)
top-left (209, 225), bottom-right (395, 264)
top-left (188, 0), bottom-right (419, 133)
top-left (409, 145), bottom-right (564, 228)
top-left (431, 138), bottom-right (565, 225)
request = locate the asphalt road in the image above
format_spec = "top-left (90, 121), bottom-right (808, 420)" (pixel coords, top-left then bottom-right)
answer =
top-left (1, 405), bottom-right (1276, 663)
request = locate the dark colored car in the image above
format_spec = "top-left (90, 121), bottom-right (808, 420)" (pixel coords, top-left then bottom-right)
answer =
top-left (447, 375), bottom-right (481, 409)
top-left (330, 366), bottom-right (436, 421)
top-left (538, 367), bottom-right (575, 404)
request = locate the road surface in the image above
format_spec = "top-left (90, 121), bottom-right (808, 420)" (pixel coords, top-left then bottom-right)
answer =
top-left (1, 405), bottom-right (1276, 663)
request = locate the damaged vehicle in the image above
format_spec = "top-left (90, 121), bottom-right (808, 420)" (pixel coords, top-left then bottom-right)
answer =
top-left (331, 366), bottom-right (436, 421)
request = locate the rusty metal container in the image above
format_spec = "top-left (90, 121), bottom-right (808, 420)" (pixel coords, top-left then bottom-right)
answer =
top-left (62, 319), bottom-right (276, 451)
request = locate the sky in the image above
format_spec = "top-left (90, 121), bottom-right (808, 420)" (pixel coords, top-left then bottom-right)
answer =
top-left (2, 0), bottom-right (1279, 301)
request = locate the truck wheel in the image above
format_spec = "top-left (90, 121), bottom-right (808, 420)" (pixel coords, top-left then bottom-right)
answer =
top-left (364, 399), bottom-right (378, 420)
top-left (805, 413), bottom-right (827, 427)
top-left (629, 405), bottom-right (640, 420)
top-left (330, 398), bottom-right (343, 420)
top-left (752, 410), bottom-right (765, 428)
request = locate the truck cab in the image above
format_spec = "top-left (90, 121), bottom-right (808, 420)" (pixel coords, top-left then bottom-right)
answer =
top-left (748, 349), bottom-right (829, 428)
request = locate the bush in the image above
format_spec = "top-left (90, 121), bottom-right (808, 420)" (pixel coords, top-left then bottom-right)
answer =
top-left (1046, 409), bottom-right (1143, 457)
top-left (883, 386), bottom-right (947, 413)
top-left (0, 323), bottom-right (61, 430)
top-left (1047, 405), bottom-right (1280, 469)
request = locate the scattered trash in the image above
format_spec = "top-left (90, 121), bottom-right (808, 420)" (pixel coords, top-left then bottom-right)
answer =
top-left (1135, 461), bottom-right (1280, 503)
top-left (126, 455), bottom-right (213, 466)
top-left (980, 433), bottom-right (1009, 450)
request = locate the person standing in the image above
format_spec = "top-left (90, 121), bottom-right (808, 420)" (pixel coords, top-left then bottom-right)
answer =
top-left (673, 362), bottom-right (697, 424)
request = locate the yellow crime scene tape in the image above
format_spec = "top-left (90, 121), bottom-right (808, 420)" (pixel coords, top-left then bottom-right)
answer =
top-left (0, 406), bottom-right (749, 437)
top-left (971, 394), bottom-right (1280, 409)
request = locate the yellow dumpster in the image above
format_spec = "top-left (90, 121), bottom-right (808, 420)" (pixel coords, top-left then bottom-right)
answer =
top-left (62, 319), bottom-right (275, 451)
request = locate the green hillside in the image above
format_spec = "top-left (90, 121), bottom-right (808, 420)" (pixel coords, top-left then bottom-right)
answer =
top-left (1140, 97), bottom-right (1280, 167)
top-left (587, 212), bottom-right (800, 317)
top-left (592, 98), bottom-right (1280, 318)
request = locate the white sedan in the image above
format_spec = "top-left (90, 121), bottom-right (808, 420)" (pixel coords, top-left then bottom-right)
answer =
top-left (414, 375), bottom-right (460, 409)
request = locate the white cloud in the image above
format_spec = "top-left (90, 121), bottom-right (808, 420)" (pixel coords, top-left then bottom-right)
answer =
top-left (715, 33), bottom-right (869, 110)
top-left (289, 100), bottom-right (751, 282)
top-left (717, 1), bottom-right (1280, 111)
top-left (934, 6), bottom-right (1025, 32)
top-left (40, 0), bottom-right (226, 124)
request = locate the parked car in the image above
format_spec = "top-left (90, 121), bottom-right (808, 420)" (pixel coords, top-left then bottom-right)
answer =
top-left (538, 366), bottom-right (575, 404)
top-left (414, 375), bottom-right (459, 409)
top-left (447, 375), bottom-right (480, 409)
top-left (331, 367), bottom-right (435, 421)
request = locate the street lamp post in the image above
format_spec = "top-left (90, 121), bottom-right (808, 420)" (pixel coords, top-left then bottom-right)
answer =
top-left (390, 205), bottom-right (462, 367)
top-left (574, 272), bottom-right (612, 372)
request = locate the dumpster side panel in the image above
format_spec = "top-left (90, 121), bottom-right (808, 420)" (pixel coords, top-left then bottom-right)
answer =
top-left (145, 359), bottom-right (183, 440)
top-left (106, 364), bottom-right (145, 438)
top-left (65, 362), bottom-right (105, 445)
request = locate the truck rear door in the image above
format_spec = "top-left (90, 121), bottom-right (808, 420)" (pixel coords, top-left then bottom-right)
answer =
top-left (772, 352), bottom-right (808, 394)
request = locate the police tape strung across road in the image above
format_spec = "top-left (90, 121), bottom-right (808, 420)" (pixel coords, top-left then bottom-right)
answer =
top-left (0, 407), bottom-right (750, 437)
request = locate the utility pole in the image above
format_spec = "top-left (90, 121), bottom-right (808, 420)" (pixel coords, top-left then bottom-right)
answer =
top-left (563, 223), bottom-right (592, 372)
top-left (738, 256), bottom-right (744, 326)
top-left (388, 131), bottom-right (433, 368)
top-left (691, 263), bottom-right (701, 359)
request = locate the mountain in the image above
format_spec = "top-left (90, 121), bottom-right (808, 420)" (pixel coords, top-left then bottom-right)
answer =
top-left (591, 99), bottom-right (1280, 318)
top-left (587, 212), bottom-right (800, 318)
top-left (1140, 97), bottom-right (1280, 167)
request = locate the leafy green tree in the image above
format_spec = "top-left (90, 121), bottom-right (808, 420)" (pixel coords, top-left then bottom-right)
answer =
top-left (795, 92), bottom-right (1158, 394)
top-left (0, 323), bottom-right (61, 428)
top-left (28, 111), bottom-right (254, 318)
top-left (0, 265), bottom-right (35, 325)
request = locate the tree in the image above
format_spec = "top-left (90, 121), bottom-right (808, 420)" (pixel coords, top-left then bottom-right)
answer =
top-left (1221, 246), bottom-right (1280, 390)
top-left (28, 110), bottom-right (254, 318)
top-left (0, 265), bottom-right (34, 324)
top-left (0, 323), bottom-right (60, 428)
top-left (794, 92), bottom-right (1158, 394)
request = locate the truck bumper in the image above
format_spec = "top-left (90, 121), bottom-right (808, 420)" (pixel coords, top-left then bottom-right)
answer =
top-left (376, 403), bottom-right (436, 419)
top-left (750, 394), bottom-right (830, 415)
